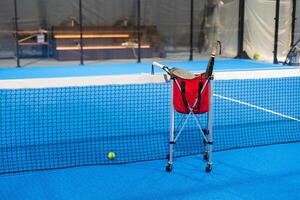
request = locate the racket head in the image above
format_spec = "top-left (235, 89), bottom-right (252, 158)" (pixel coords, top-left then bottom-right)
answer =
top-left (171, 68), bottom-right (195, 79)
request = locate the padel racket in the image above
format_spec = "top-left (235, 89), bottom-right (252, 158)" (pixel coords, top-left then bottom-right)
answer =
top-left (152, 62), bottom-right (195, 80)
top-left (205, 40), bottom-right (222, 79)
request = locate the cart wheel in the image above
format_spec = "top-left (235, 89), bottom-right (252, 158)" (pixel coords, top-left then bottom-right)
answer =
top-left (166, 163), bottom-right (172, 172)
top-left (203, 152), bottom-right (209, 161)
top-left (205, 163), bottom-right (212, 173)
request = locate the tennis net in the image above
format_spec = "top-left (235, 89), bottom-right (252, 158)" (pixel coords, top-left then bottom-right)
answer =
top-left (0, 69), bottom-right (300, 173)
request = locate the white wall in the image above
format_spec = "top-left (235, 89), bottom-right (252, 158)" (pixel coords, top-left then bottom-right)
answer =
top-left (244, 0), bottom-right (292, 61)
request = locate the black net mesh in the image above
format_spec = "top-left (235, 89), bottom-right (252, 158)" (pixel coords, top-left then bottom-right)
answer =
top-left (1, 72), bottom-right (300, 174)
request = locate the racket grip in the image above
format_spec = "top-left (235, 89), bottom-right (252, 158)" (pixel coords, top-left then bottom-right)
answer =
top-left (206, 57), bottom-right (215, 78)
top-left (152, 62), bottom-right (165, 69)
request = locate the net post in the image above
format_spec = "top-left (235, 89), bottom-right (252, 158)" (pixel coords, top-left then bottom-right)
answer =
top-left (291, 0), bottom-right (296, 46)
top-left (236, 0), bottom-right (249, 59)
top-left (137, 0), bottom-right (141, 63)
top-left (189, 0), bottom-right (194, 61)
top-left (273, 0), bottom-right (280, 64)
top-left (13, 0), bottom-right (20, 68)
top-left (79, 0), bottom-right (84, 65)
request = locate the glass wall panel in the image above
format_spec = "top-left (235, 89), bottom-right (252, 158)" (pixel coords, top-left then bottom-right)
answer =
top-left (294, 0), bottom-right (300, 42)
top-left (0, 0), bottom-right (17, 67)
top-left (0, 0), bottom-right (239, 67)
top-left (82, 0), bottom-right (139, 65)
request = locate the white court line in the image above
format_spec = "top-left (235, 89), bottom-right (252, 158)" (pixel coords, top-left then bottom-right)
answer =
top-left (214, 94), bottom-right (300, 123)
top-left (1, 69), bottom-right (300, 89)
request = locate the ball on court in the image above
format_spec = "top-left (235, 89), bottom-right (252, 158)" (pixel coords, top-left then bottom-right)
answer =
top-left (107, 152), bottom-right (116, 160)
top-left (253, 53), bottom-right (260, 60)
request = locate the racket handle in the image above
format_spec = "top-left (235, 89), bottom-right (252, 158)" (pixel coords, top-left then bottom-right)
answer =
top-left (206, 57), bottom-right (215, 78)
top-left (205, 41), bottom-right (221, 78)
top-left (152, 61), bottom-right (165, 69)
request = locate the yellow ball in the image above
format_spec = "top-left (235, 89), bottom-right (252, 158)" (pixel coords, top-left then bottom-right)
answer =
top-left (107, 152), bottom-right (116, 160)
top-left (253, 53), bottom-right (260, 60)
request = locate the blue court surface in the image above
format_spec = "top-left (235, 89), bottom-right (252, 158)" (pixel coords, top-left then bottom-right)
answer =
top-left (0, 59), bottom-right (300, 200)
top-left (0, 59), bottom-right (295, 80)
top-left (0, 143), bottom-right (300, 200)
